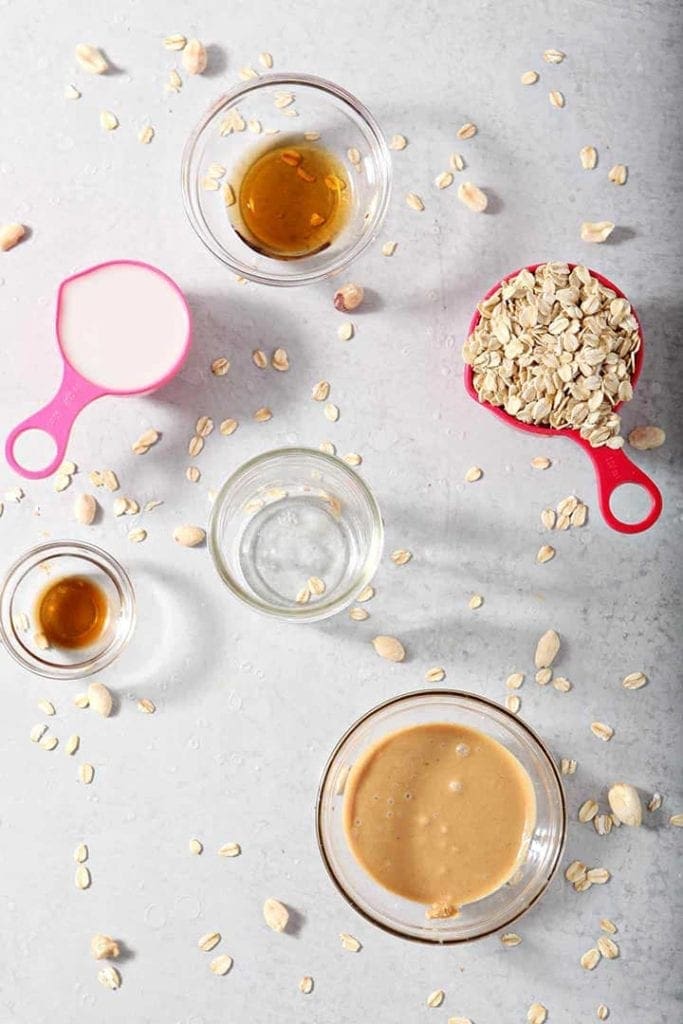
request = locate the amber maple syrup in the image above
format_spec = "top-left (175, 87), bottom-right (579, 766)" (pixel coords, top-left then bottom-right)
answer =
top-left (35, 575), bottom-right (109, 649)
top-left (233, 140), bottom-right (351, 259)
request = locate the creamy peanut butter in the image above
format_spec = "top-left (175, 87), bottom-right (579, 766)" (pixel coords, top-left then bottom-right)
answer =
top-left (343, 722), bottom-right (536, 912)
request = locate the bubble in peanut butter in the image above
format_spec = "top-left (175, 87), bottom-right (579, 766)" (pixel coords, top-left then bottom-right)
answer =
top-left (455, 742), bottom-right (470, 758)
top-left (448, 779), bottom-right (463, 793)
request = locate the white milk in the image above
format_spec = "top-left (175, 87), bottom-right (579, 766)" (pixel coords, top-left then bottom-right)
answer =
top-left (58, 263), bottom-right (189, 391)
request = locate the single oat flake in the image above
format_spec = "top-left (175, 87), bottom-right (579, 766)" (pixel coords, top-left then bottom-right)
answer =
top-left (389, 133), bottom-right (407, 150)
top-left (608, 782), bottom-right (642, 826)
top-left (209, 953), bottom-right (233, 975)
top-left (527, 1004), bottom-right (548, 1024)
top-left (97, 966), bottom-right (121, 989)
top-left (391, 549), bottom-right (412, 566)
top-left (597, 1005), bottom-right (609, 1021)
top-left (506, 672), bottom-right (524, 690)
top-left (75, 865), bottom-right (91, 889)
top-left (406, 192), bottom-right (425, 212)
top-left (579, 799), bottom-right (599, 823)
top-left (591, 721), bottom-right (614, 741)
top-left (426, 990), bottom-right (445, 1008)
top-left (465, 466), bottom-right (482, 482)
top-left (382, 240), bottom-right (398, 256)
top-left (535, 630), bottom-right (560, 669)
top-left (299, 976), bottom-right (314, 994)
top-left (218, 842), bottom-right (241, 857)
top-left (435, 171), bottom-right (454, 190)
top-left (457, 122), bottom-right (477, 140)
top-left (581, 948), bottom-right (601, 970)
top-left (0, 223), bottom-right (26, 251)
top-left (469, 594), bottom-right (483, 609)
top-left (543, 48), bottom-right (566, 63)
top-left (263, 898), bottom-right (289, 933)
top-left (372, 635), bottom-right (406, 662)
top-left (548, 90), bottom-right (565, 108)
top-left (628, 425), bottom-right (665, 450)
top-left (608, 164), bottom-right (628, 185)
top-left (339, 932), bottom-right (362, 952)
top-left (581, 221), bottom-right (615, 243)
top-left (138, 125), bottom-right (154, 145)
top-left (198, 931), bottom-right (221, 951)
top-left (183, 38), bottom-right (208, 75)
top-left (75, 43), bottom-right (108, 74)
top-left (580, 145), bottom-right (598, 170)
top-left (500, 932), bottom-right (522, 947)
top-left (536, 544), bottom-right (555, 564)
top-left (426, 666), bottom-right (446, 682)
top-left (521, 70), bottom-right (539, 85)
top-left (457, 182), bottom-right (488, 212)
top-left (100, 110), bottom-right (119, 132)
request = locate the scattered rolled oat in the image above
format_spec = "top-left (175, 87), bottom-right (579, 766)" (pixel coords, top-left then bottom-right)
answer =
top-left (163, 33), bottom-right (187, 50)
top-left (389, 134), bottom-right (407, 150)
top-left (435, 171), bottom-right (454, 189)
top-left (406, 192), bottom-right (425, 211)
top-left (597, 1005), bottom-right (609, 1020)
top-left (299, 976), bottom-right (314, 994)
top-left (64, 84), bottom-right (81, 100)
top-left (319, 441), bottom-right (336, 455)
top-left (426, 666), bottom-right (446, 682)
top-left (349, 606), bottom-right (369, 621)
top-left (505, 694), bottom-right (521, 714)
top-left (324, 403), bottom-right (339, 422)
top-left (97, 966), bottom-right (121, 989)
top-left (669, 813), bottom-right (683, 827)
top-left (594, 813), bottom-right (612, 836)
top-left (220, 419), bottom-right (238, 436)
top-left (581, 948), bottom-right (601, 971)
top-left (382, 240), bottom-right (398, 256)
top-left (541, 508), bottom-right (556, 530)
top-left (0, 223), bottom-right (26, 251)
top-left (74, 694), bottom-right (89, 709)
top-left (30, 723), bottom-right (48, 743)
top-left (75, 865), bottom-right (91, 889)
top-left (450, 153), bottom-right (465, 172)
top-left (647, 793), bottom-right (662, 812)
top-left (218, 842), bottom-right (241, 857)
top-left (608, 164), bottom-right (627, 185)
top-left (259, 51), bottom-right (273, 68)
top-left (65, 734), bottom-right (80, 756)
top-left (579, 799), bottom-right (599, 823)
top-left (553, 676), bottom-right (571, 692)
top-left (543, 48), bottom-right (565, 63)
top-left (91, 933), bottom-right (120, 960)
top-left (74, 493), bottom-right (98, 525)
top-left (468, 594), bottom-right (483, 609)
top-left (263, 898), bottom-right (289, 933)
top-left (75, 43), bottom-right (108, 74)
top-left (372, 635), bottom-right (406, 662)
top-left (591, 721), bottom-right (614, 742)
top-left (357, 585), bottom-right (375, 602)
top-left (457, 182), bottom-right (488, 212)
top-left (128, 527), bottom-right (147, 543)
top-left (339, 932), bottom-right (361, 952)
top-left (536, 544), bottom-right (555, 563)
top-left (597, 935), bottom-right (619, 959)
top-left (581, 221), bottom-right (615, 243)
top-left (343, 453), bottom-right (362, 467)
top-left (137, 698), bottom-right (156, 714)
top-left (427, 990), bottom-right (445, 1008)
top-left (186, 467), bottom-right (200, 484)
top-left (79, 763), bottom-right (94, 784)
top-left (506, 672), bottom-right (524, 690)
top-left (580, 145), bottom-right (598, 169)
top-left (521, 70), bottom-right (539, 84)
top-left (391, 549), bottom-right (412, 566)
top-left (535, 630), bottom-right (560, 669)
top-left (37, 698), bottom-right (55, 716)
top-left (628, 425), bottom-right (665, 450)
top-left (198, 931), bottom-right (221, 951)
top-left (173, 525), bottom-right (206, 547)
top-left (337, 321), bottom-right (354, 341)
top-left (608, 783), bottom-right (642, 825)
top-left (132, 428), bottom-right (160, 454)
top-left (600, 918), bottom-right (617, 934)
top-left (527, 1003), bottom-right (548, 1024)
top-left (209, 953), bottom-right (233, 975)
top-left (183, 38), bottom-right (207, 74)
top-left (457, 122), bottom-right (477, 140)
top-left (548, 90), bottom-right (565, 108)
top-left (254, 407), bottom-right (273, 422)
top-left (531, 456), bottom-right (551, 469)
top-left (100, 110), bottom-right (119, 132)
top-left (465, 466), bottom-right (482, 482)
top-left (272, 347), bottom-right (289, 371)
top-left (560, 758), bottom-right (577, 775)
top-left (500, 932), bottom-right (522, 947)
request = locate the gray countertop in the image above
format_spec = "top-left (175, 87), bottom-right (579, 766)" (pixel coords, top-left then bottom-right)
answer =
top-left (0, 0), bottom-right (681, 1021)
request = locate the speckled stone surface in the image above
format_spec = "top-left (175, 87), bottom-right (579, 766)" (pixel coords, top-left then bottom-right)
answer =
top-left (0, 1), bottom-right (681, 1022)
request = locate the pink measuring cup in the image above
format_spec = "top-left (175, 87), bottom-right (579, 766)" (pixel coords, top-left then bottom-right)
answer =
top-left (6, 260), bottom-right (191, 479)
top-left (464, 263), bottom-right (662, 534)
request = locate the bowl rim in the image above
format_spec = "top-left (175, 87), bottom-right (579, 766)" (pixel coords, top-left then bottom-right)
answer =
top-left (208, 446), bottom-right (384, 621)
top-left (315, 687), bottom-right (567, 944)
top-left (180, 71), bottom-right (393, 286)
top-left (0, 539), bottom-right (136, 679)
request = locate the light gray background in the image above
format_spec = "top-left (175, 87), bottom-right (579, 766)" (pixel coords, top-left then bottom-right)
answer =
top-left (0, 0), bottom-right (681, 1021)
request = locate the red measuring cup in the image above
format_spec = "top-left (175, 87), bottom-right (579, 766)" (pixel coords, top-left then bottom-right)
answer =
top-left (464, 264), bottom-right (662, 534)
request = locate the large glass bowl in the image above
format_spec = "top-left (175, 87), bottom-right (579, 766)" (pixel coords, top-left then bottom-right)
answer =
top-left (181, 73), bottom-right (392, 286)
top-left (317, 690), bottom-right (566, 943)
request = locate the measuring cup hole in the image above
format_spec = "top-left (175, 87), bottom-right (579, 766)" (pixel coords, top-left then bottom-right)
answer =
top-left (609, 483), bottom-right (654, 525)
top-left (12, 429), bottom-right (58, 472)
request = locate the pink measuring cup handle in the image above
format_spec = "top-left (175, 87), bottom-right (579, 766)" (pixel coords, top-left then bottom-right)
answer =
top-left (5, 363), bottom-right (105, 479)
top-left (579, 439), bottom-right (663, 534)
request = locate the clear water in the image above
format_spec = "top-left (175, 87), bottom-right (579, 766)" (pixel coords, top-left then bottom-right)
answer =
top-left (238, 493), bottom-right (361, 607)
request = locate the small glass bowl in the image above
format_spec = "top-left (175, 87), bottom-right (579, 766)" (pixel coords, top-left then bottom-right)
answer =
top-left (0, 541), bottom-right (136, 679)
top-left (181, 73), bottom-right (392, 286)
top-left (317, 690), bottom-right (566, 943)
top-left (209, 448), bottom-right (384, 621)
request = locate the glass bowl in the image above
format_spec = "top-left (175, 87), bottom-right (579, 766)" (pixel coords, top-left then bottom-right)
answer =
top-left (316, 690), bottom-right (566, 943)
top-left (181, 73), bottom-right (392, 286)
top-left (209, 448), bottom-right (384, 621)
top-left (0, 541), bottom-right (136, 679)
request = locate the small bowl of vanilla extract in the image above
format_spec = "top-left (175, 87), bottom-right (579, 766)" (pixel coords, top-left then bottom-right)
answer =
top-left (182, 73), bottom-right (392, 286)
top-left (0, 541), bottom-right (135, 679)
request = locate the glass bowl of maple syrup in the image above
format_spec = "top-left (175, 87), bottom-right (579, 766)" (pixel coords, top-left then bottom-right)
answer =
top-left (0, 541), bottom-right (136, 679)
top-left (182, 73), bottom-right (392, 286)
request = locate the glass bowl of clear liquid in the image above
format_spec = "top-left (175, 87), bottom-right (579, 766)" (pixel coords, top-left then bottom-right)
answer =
top-left (208, 448), bottom-right (384, 621)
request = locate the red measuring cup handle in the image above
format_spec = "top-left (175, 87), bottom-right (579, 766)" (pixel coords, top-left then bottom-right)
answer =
top-left (583, 442), bottom-right (663, 534)
top-left (5, 363), bottom-right (105, 479)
